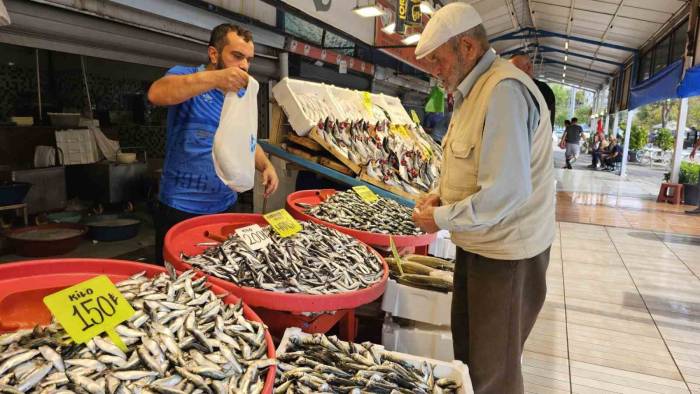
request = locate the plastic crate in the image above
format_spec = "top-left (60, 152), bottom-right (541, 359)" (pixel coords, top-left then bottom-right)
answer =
top-left (381, 278), bottom-right (452, 327)
top-left (278, 327), bottom-right (473, 393)
top-left (382, 318), bottom-right (455, 362)
top-left (55, 129), bottom-right (99, 165)
top-left (429, 230), bottom-right (458, 259)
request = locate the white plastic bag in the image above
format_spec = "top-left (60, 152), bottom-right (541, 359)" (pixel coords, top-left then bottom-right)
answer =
top-left (212, 76), bottom-right (260, 192)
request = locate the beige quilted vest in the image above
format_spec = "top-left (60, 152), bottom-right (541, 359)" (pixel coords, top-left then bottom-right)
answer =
top-left (439, 58), bottom-right (555, 260)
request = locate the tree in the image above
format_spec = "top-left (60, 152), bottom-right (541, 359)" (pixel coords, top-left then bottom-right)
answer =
top-left (551, 84), bottom-right (570, 128)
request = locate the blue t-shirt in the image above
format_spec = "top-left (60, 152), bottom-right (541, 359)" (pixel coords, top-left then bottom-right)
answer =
top-left (159, 65), bottom-right (237, 214)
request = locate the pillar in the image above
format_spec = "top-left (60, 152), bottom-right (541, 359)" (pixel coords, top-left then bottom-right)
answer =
top-left (569, 86), bottom-right (576, 119)
top-left (620, 109), bottom-right (635, 177)
top-left (279, 52), bottom-right (289, 79)
top-left (670, 98), bottom-right (689, 184)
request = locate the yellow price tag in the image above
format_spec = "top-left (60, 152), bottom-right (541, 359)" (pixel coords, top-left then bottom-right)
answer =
top-left (410, 109), bottom-right (420, 124)
top-left (43, 275), bottom-right (135, 352)
top-left (352, 185), bottom-right (379, 204)
top-left (362, 92), bottom-right (373, 112)
top-left (263, 209), bottom-right (303, 237)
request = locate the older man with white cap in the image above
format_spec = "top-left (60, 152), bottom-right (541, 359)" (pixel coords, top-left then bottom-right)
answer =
top-left (411, 3), bottom-right (555, 393)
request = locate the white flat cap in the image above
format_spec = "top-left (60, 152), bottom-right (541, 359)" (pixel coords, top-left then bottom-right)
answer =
top-left (415, 2), bottom-right (483, 60)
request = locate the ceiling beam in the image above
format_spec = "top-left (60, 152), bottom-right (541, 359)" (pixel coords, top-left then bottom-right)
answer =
top-left (542, 58), bottom-right (612, 76)
top-left (490, 28), bottom-right (638, 53)
top-left (501, 42), bottom-right (624, 66)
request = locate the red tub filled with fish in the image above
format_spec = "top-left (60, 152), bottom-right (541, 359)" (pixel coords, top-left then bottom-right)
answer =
top-left (0, 259), bottom-right (276, 394)
top-left (286, 189), bottom-right (437, 248)
top-left (163, 213), bottom-right (389, 313)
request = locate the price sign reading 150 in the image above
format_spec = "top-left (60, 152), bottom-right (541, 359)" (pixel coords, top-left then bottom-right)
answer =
top-left (44, 275), bottom-right (135, 351)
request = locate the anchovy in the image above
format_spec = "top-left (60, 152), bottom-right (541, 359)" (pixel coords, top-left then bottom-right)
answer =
top-left (276, 332), bottom-right (461, 393)
top-left (0, 264), bottom-right (272, 394)
top-left (183, 222), bottom-right (384, 294)
top-left (304, 190), bottom-right (424, 235)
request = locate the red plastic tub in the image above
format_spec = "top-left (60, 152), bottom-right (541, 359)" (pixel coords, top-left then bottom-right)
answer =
top-left (286, 189), bottom-right (437, 249)
top-left (163, 213), bottom-right (388, 313)
top-left (5, 223), bottom-right (88, 257)
top-left (0, 258), bottom-right (276, 393)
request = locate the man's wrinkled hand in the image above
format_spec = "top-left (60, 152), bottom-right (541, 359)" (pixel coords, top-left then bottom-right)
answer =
top-left (412, 206), bottom-right (440, 233)
top-left (415, 194), bottom-right (441, 212)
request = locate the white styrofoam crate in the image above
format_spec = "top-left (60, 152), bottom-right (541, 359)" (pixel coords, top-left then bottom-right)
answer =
top-left (327, 86), bottom-right (372, 122)
top-left (381, 278), bottom-right (452, 327)
top-left (382, 319), bottom-right (455, 362)
top-left (55, 129), bottom-right (100, 165)
top-left (429, 230), bottom-right (457, 260)
top-left (271, 77), bottom-right (342, 136)
top-left (373, 93), bottom-right (414, 125)
top-left (277, 327), bottom-right (473, 394)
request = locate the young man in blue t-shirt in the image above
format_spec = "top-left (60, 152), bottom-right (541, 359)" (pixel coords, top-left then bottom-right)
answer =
top-left (148, 23), bottom-right (279, 264)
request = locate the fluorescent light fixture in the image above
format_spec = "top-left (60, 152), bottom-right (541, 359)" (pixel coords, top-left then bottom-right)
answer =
top-left (382, 22), bottom-right (396, 34)
top-left (562, 73), bottom-right (566, 78)
top-left (402, 33), bottom-right (421, 45)
top-left (564, 55), bottom-right (568, 62)
top-left (539, 74), bottom-right (545, 78)
top-left (563, 65), bottom-right (567, 70)
top-left (565, 41), bottom-right (569, 50)
top-left (420, 1), bottom-right (435, 14)
top-left (562, 79), bottom-right (565, 83)
top-left (353, 3), bottom-right (384, 17)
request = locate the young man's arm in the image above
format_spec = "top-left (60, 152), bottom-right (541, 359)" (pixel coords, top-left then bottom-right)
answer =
top-left (148, 67), bottom-right (249, 106)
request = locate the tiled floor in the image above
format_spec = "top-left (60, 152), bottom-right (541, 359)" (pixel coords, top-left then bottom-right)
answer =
top-left (524, 222), bottom-right (700, 393)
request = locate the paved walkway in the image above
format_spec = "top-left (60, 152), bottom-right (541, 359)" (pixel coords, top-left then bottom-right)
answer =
top-left (523, 148), bottom-right (700, 393)
top-left (524, 223), bottom-right (700, 394)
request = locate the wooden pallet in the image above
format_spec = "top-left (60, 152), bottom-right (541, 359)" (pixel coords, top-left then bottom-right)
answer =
top-left (319, 157), bottom-right (354, 176)
top-left (286, 132), bottom-right (323, 152)
top-left (282, 144), bottom-right (319, 163)
top-left (359, 170), bottom-right (422, 201)
top-left (308, 127), bottom-right (362, 174)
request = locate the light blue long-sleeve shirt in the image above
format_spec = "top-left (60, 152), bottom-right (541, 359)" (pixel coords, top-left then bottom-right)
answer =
top-left (433, 49), bottom-right (541, 232)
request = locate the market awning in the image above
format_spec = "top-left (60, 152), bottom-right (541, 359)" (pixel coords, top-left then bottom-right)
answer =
top-left (678, 64), bottom-right (700, 98)
top-left (628, 59), bottom-right (683, 110)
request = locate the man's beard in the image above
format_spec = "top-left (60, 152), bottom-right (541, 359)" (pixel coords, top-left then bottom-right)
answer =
top-left (216, 54), bottom-right (226, 70)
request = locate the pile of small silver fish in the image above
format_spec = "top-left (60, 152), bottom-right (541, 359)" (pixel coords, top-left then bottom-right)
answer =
top-left (182, 222), bottom-right (384, 295)
top-left (275, 333), bottom-right (461, 393)
top-left (300, 190), bottom-right (423, 236)
top-left (316, 118), bottom-right (441, 195)
top-left (0, 265), bottom-right (274, 394)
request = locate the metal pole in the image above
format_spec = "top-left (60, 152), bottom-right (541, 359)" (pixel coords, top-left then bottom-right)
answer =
top-left (279, 52), bottom-right (289, 79)
top-left (569, 86), bottom-right (576, 119)
top-left (35, 49), bottom-right (42, 122)
top-left (80, 56), bottom-right (93, 119)
top-left (620, 109), bottom-right (635, 177)
top-left (670, 98), bottom-right (689, 184)
top-left (612, 111), bottom-right (620, 137)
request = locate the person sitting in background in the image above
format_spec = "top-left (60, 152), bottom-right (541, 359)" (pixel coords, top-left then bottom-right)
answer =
top-left (602, 137), bottom-right (623, 170)
top-left (588, 131), bottom-right (605, 169)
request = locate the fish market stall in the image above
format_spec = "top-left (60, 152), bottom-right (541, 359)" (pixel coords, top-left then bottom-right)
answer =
top-left (286, 189), bottom-right (437, 249)
top-left (163, 213), bottom-right (388, 340)
top-left (0, 259), bottom-right (277, 393)
top-left (265, 77), bottom-right (442, 202)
